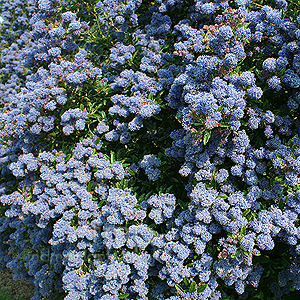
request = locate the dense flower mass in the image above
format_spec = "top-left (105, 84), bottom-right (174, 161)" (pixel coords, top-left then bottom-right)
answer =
top-left (1, 0), bottom-right (300, 299)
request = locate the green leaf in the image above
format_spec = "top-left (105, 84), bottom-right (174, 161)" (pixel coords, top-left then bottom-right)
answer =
top-left (110, 151), bottom-right (115, 163)
top-left (184, 278), bottom-right (189, 286)
top-left (127, 168), bottom-right (135, 176)
top-left (278, 199), bottom-right (284, 209)
top-left (276, 153), bottom-right (285, 159)
top-left (231, 250), bottom-right (240, 258)
top-left (189, 281), bottom-right (196, 293)
top-left (119, 293), bottom-right (129, 299)
top-left (65, 153), bottom-right (72, 161)
top-left (220, 123), bottom-right (230, 128)
top-left (197, 284), bottom-right (207, 293)
top-left (148, 92), bottom-right (154, 100)
top-left (98, 199), bottom-right (105, 208)
top-left (153, 115), bottom-right (162, 121)
top-left (203, 130), bottom-right (211, 146)
top-left (165, 185), bottom-right (174, 193)
top-left (87, 181), bottom-right (93, 192)
top-left (217, 105), bottom-right (224, 112)
top-left (240, 227), bottom-right (246, 236)
top-left (175, 284), bottom-right (184, 292)
top-left (220, 296), bottom-right (231, 300)
top-left (242, 209), bottom-right (250, 217)
top-left (263, 99), bottom-right (269, 111)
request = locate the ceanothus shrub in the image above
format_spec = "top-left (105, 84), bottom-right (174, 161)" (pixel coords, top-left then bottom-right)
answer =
top-left (1, 0), bottom-right (300, 299)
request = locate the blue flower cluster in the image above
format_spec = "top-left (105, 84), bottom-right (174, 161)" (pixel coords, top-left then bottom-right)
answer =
top-left (2, 0), bottom-right (300, 299)
top-left (139, 154), bottom-right (161, 181)
top-left (61, 108), bottom-right (88, 135)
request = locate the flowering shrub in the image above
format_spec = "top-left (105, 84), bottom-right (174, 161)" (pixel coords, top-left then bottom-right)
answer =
top-left (2, 0), bottom-right (300, 299)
